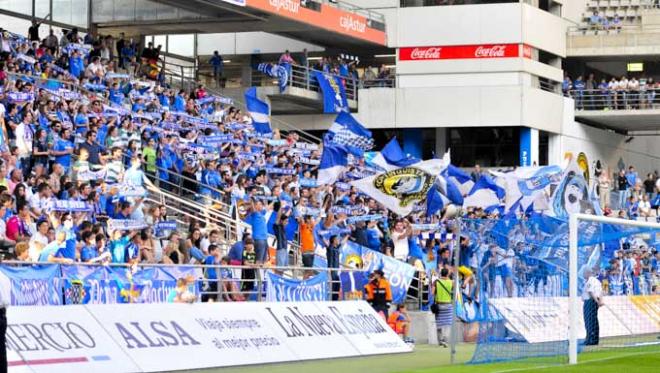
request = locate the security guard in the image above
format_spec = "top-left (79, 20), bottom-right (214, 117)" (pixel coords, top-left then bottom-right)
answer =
top-left (582, 268), bottom-right (603, 346)
top-left (364, 269), bottom-right (392, 318)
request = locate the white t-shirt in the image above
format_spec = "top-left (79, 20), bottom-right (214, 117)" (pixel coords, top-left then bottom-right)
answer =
top-left (582, 276), bottom-right (602, 301)
top-left (392, 231), bottom-right (409, 260)
top-left (29, 232), bottom-right (50, 262)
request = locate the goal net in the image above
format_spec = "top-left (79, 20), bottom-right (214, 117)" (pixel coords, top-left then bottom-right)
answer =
top-left (461, 214), bottom-right (660, 366)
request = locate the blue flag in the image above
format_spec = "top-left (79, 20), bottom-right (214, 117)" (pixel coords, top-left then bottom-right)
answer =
top-left (313, 70), bottom-right (349, 113)
top-left (317, 144), bottom-right (349, 185)
top-left (244, 87), bottom-right (272, 134)
top-left (326, 112), bottom-right (373, 156)
top-left (463, 175), bottom-right (505, 209)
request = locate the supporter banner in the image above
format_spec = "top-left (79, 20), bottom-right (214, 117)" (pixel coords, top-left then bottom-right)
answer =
top-left (346, 214), bottom-right (385, 224)
top-left (340, 241), bottom-right (416, 304)
top-left (265, 271), bottom-right (328, 302)
top-left (299, 177), bottom-right (318, 188)
top-left (340, 271), bottom-right (368, 300)
top-left (399, 44), bottom-right (523, 61)
top-left (246, 0), bottom-right (386, 45)
top-left (108, 219), bottom-right (149, 231)
top-left (85, 301), bottom-right (408, 372)
top-left (117, 184), bottom-right (147, 198)
top-left (313, 71), bottom-right (349, 113)
top-left (46, 199), bottom-right (92, 212)
top-left (0, 264), bottom-right (62, 306)
top-left (61, 265), bottom-right (202, 304)
top-left (488, 296), bottom-right (660, 343)
top-left (295, 142), bottom-right (319, 151)
top-left (154, 220), bottom-right (177, 237)
top-left (265, 167), bottom-right (296, 175)
top-left (298, 157), bottom-right (320, 166)
top-left (6, 305), bottom-right (140, 373)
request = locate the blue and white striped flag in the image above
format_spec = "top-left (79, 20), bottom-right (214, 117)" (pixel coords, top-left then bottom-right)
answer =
top-left (327, 112), bottom-right (373, 156)
top-left (369, 137), bottom-right (420, 171)
top-left (245, 87), bottom-right (272, 134)
top-left (317, 144), bottom-right (349, 185)
top-left (463, 175), bottom-right (505, 209)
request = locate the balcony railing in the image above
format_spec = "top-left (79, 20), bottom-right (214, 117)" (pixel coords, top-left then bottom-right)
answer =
top-left (566, 88), bottom-right (660, 111)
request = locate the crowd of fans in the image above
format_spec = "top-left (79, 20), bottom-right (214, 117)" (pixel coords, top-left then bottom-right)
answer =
top-left (0, 22), bottom-right (659, 311)
top-left (563, 73), bottom-right (660, 110)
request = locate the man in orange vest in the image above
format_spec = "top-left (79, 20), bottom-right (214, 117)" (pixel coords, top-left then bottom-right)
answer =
top-left (364, 269), bottom-right (392, 318)
top-left (387, 304), bottom-right (412, 341)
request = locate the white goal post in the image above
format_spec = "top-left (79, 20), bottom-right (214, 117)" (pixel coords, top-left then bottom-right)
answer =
top-left (568, 213), bottom-right (660, 365)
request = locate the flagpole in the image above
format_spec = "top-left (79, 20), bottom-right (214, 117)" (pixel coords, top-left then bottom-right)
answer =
top-left (449, 209), bottom-right (462, 365)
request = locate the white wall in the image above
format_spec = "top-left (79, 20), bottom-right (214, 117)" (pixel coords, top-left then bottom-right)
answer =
top-left (552, 99), bottom-right (660, 176)
top-left (196, 32), bottom-right (325, 56)
top-left (522, 4), bottom-right (566, 57)
top-left (396, 3), bottom-right (523, 48)
top-left (561, 0), bottom-right (589, 25)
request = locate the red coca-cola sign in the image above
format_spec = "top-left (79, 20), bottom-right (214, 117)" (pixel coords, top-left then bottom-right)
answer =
top-left (399, 44), bottom-right (521, 61)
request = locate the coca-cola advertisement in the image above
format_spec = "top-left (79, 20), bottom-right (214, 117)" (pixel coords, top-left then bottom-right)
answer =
top-left (399, 44), bottom-right (521, 61)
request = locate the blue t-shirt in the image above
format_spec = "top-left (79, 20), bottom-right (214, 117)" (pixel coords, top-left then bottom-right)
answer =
top-left (54, 138), bottom-right (74, 168)
top-left (56, 238), bottom-right (77, 260)
top-left (246, 210), bottom-right (268, 240)
top-left (204, 255), bottom-right (217, 280)
top-left (38, 242), bottom-right (61, 262)
top-left (81, 246), bottom-right (99, 262)
top-left (228, 242), bottom-right (244, 262)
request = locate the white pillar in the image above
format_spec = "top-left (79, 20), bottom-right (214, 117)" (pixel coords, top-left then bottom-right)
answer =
top-left (435, 127), bottom-right (446, 158)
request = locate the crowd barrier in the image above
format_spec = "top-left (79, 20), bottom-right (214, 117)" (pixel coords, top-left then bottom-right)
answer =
top-left (6, 301), bottom-right (411, 373)
top-left (0, 262), bottom-right (364, 305)
top-left (488, 295), bottom-right (660, 343)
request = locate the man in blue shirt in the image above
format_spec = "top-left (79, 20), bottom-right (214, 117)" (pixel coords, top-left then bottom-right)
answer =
top-left (246, 199), bottom-right (269, 264)
top-left (202, 244), bottom-right (221, 302)
top-left (53, 128), bottom-right (74, 172)
top-left (39, 231), bottom-right (73, 263)
top-left (574, 75), bottom-right (586, 110)
top-left (228, 233), bottom-right (250, 265)
top-left (209, 51), bottom-right (224, 87)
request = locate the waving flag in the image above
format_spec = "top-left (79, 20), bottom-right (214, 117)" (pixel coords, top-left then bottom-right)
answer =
top-left (326, 112), bottom-right (373, 156)
top-left (257, 62), bottom-right (290, 93)
top-left (491, 165), bottom-right (562, 213)
top-left (446, 165), bottom-right (474, 196)
top-left (244, 87), bottom-right (272, 134)
top-left (463, 175), bottom-right (505, 209)
top-left (317, 144), bottom-right (349, 185)
top-left (351, 159), bottom-right (447, 216)
top-left (370, 137), bottom-right (420, 171)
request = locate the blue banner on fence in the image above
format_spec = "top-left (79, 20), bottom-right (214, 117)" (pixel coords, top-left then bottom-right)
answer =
top-left (340, 271), bottom-right (368, 301)
top-left (313, 71), bottom-right (349, 113)
top-left (265, 270), bottom-right (328, 302)
top-left (61, 265), bottom-right (201, 304)
top-left (340, 241), bottom-right (415, 304)
top-left (0, 264), bottom-right (62, 305)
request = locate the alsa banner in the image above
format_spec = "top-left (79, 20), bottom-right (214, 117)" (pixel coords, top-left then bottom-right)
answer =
top-left (399, 44), bottom-right (531, 61)
top-left (488, 295), bottom-right (660, 344)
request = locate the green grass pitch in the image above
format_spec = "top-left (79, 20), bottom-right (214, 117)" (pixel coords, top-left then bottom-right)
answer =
top-left (183, 342), bottom-right (660, 373)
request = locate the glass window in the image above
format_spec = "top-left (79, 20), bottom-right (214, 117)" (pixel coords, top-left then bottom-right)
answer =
top-left (0, 0), bottom-right (32, 16)
top-left (447, 127), bottom-right (520, 167)
top-left (167, 34), bottom-right (194, 57)
top-left (0, 14), bottom-right (31, 35)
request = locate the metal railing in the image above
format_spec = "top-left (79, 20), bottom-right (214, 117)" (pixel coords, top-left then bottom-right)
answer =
top-left (361, 78), bottom-right (396, 89)
top-left (252, 64), bottom-right (359, 102)
top-left (566, 88), bottom-right (660, 110)
top-left (0, 261), bottom-right (366, 304)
